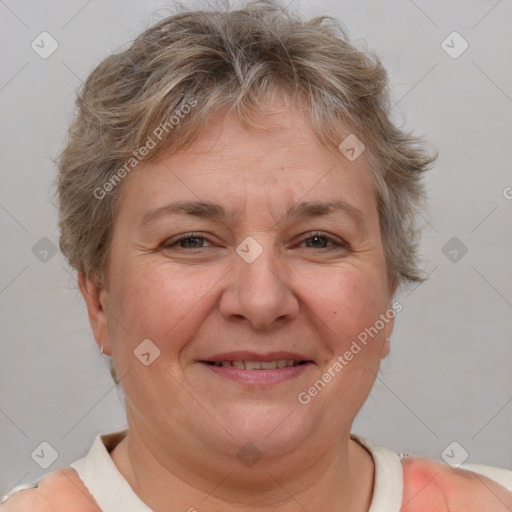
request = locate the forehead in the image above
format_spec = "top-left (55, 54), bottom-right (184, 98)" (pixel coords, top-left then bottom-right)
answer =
top-left (116, 104), bottom-right (378, 227)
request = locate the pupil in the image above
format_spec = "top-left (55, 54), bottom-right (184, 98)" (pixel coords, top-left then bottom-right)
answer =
top-left (184, 237), bottom-right (201, 248)
top-left (308, 236), bottom-right (325, 248)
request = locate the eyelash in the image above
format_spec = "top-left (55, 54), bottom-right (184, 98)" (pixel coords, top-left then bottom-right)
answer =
top-left (162, 232), bottom-right (349, 251)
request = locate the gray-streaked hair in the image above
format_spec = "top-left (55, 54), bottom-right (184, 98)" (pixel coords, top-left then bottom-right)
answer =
top-left (57, 0), bottom-right (435, 294)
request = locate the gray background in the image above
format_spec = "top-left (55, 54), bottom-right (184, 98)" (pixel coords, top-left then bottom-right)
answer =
top-left (1, 0), bottom-right (511, 495)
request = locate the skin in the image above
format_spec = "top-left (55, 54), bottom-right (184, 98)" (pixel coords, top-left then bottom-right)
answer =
top-left (401, 458), bottom-right (512, 511)
top-left (80, 99), bottom-right (393, 511)
top-left (4, 458), bottom-right (510, 511)
top-left (3, 100), bottom-right (511, 512)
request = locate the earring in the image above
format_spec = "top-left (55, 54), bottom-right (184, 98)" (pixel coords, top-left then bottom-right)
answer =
top-left (100, 345), bottom-right (104, 355)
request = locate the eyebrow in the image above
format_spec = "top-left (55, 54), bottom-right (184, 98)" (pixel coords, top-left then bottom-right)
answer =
top-left (140, 199), bottom-right (366, 228)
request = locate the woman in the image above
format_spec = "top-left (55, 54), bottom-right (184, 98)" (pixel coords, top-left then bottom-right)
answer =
top-left (2, 1), bottom-right (511, 510)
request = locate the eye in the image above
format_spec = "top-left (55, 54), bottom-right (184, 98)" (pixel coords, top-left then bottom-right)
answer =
top-left (298, 232), bottom-right (349, 251)
top-left (160, 232), bottom-right (349, 252)
top-left (162, 233), bottom-right (213, 250)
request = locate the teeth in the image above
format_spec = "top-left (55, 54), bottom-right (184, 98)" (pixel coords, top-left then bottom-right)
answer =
top-left (209, 359), bottom-right (304, 370)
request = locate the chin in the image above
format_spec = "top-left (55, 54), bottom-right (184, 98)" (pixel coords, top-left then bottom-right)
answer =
top-left (215, 403), bottom-right (313, 455)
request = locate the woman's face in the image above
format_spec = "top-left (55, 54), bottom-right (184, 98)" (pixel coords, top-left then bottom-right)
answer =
top-left (86, 102), bottom-right (395, 462)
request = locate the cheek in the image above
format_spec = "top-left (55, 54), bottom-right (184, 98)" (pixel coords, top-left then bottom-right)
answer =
top-left (105, 263), bottom-right (216, 404)
top-left (107, 261), bottom-right (221, 347)
top-left (307, 262), bottom-right (388, 336)
top-left (311, 270), bottom-right (389, 398)
top-left (338, 278), bottom-right (382, 332)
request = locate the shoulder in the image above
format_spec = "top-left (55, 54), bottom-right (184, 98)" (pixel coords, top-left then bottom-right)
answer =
top-left (0, 467), bottom-right (100, 512)
top-left (401, 456), bottom-right (512, 511)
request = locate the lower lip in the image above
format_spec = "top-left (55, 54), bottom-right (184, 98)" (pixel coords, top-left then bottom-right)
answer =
top-left (199, 362), bottom-right (313, 384)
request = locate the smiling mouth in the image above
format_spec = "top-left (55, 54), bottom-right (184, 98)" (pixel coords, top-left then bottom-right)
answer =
top-left (203, 360), bottom-right (310, 370)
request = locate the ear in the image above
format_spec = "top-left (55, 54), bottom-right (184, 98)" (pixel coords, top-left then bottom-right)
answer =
top-left (78, 271), bottom-right (111, 356)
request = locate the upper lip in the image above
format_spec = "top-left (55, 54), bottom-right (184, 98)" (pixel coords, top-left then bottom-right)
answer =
top-left (200, 351), bottom-right (313, 363)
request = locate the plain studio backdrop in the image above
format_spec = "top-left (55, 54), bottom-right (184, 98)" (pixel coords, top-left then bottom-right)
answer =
top-left (1, 0), bottom-right (511, 495)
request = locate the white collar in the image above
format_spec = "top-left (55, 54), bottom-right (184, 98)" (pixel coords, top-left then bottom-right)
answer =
top-left (70, 430), bottom-right (404, 512)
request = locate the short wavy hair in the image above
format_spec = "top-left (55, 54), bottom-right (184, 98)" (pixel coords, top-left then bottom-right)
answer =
top-left (57, 0), bottom-right (435, 292)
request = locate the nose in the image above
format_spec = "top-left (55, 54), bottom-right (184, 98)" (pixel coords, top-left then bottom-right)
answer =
top-left (219, 243), bottom-right (299, 330)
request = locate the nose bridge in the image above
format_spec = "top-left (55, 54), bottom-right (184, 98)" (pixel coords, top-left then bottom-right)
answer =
top-left (220, 235), bottom-right (298, 329)
top-left (238, 240), bottom-right (281, 291)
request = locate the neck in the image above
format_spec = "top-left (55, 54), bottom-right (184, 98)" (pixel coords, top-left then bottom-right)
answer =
top-left (110, 424), bottom-right (374, 512)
